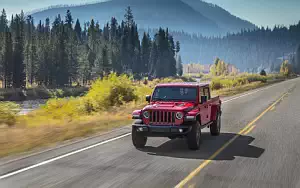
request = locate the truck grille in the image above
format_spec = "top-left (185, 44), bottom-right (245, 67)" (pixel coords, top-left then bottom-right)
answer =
top-left (150, 110), bottom-right (176, 124)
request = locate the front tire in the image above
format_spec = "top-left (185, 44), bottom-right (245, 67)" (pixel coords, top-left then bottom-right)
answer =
top-left (187, 121), bottom-right (202, 150)
top-left (210, 111), bottom-right (221, 136)
top-left (132, 127), bottom-right (147, 148)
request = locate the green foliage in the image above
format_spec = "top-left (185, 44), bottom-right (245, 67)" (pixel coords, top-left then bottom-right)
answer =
top-left (280, 60), bottom-right (292, 77)
top-left (0, 102), bottom-right (20, 126)
top-left (210, 58), bottom-right (230, 76)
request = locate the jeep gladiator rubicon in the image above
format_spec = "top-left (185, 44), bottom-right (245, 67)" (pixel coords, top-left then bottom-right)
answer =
top-left (131, 82), bottom-right (222, 150)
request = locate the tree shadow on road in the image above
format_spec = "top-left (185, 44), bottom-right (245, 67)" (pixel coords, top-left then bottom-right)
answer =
top-left (139, 133), bottom-right (265, 160)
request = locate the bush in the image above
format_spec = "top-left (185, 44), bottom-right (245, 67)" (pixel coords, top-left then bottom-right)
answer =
top-left (210, 78), bottom-right (222, 90)
top-left (260, 69), bottom-right (267, 76)
top-left (0, 102), bottom-right (20, 126)
top-left (85, 73), bottom-right (137, 111)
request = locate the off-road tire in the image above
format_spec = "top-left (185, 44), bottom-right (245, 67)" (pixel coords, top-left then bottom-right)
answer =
top-left (210, 111), bottom-right (221, 136)
top-left (187, 121), bottom-right (202, 150)
top-left (132, 127), bottom-right (147, 148)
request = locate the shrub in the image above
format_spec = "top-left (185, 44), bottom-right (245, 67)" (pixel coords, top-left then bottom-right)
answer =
top-left (85, 73), bottom-right (137, 111)
top-left (260, 69), bottom-right (267, 76)
top-left (0, 102), bottom-right (20, 126)
top-left (210, 78), bottom-right (222, 90)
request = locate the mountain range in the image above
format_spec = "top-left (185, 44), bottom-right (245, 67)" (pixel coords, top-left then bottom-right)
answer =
top-left (30, 0), bottom-right (256, 36)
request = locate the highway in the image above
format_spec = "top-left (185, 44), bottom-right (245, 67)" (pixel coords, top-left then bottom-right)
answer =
top-left (1, 77), bottom-right (300, 188)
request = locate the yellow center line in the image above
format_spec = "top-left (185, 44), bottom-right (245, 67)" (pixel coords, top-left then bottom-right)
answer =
top-left (174, 92), bottom-right (289, 188)
top-left (243, 125), bottom-right (256, 135)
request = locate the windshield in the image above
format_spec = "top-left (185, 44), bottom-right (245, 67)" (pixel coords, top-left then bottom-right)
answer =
top-left (152, 87), bottom-right (197, 101)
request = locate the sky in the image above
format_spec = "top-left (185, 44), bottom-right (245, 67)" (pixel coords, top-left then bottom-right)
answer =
top-left (1, 0), bottom-right (299, 27)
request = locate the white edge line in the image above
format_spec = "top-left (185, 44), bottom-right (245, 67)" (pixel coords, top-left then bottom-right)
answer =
top-left (222, 84), bottom-right (275, 103)
top-left (0, 79), bottom-right (292, 180)
top-left (0, 133), bottom-right (131, 180)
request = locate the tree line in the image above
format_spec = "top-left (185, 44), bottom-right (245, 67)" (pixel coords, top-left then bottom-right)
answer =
top-left (0, 7), bottom-right (182, 88)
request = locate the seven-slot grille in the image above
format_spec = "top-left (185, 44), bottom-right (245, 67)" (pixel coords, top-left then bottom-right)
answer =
top-left (150, 110), bottom-right (176, 124)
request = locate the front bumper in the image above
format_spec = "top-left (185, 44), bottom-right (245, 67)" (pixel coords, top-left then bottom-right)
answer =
top-left (132, 124), bottom-right (192, 137)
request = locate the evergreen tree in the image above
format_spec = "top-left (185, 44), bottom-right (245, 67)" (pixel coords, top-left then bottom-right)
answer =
top-left (74, 19), bottom-right (82, 41)
top-left (102, 44), bottom-right (110, 76)
top-left (176, 55), bottom-right (183, 76)
top-left (110, 17), bottom-right (118, 41)
top-left (65, 10), bottom-right (73, 29)
top-left (124, 6), bottom-right (134, 28)
top-left (141, 32), bottom-right (151, 75)
top-left (12, 13), bottom-right (26, 88)
top-left (175, 41), bottom-right (180, 54)
top-left (0, 9), bottom-right (8, 32)
top-left (2, 32), bottom-right (13, 88)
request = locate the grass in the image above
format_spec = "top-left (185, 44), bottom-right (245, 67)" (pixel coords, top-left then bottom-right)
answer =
top-left (0, 73), bottom-right (290, 158)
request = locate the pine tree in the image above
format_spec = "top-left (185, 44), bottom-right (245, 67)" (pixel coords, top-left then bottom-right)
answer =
top-left (102, 44), bottom-right (110, 76)
top-left (2, 32), bottom-right (13, 88)
top-left (176, 55), bottom-right (183, 76)
top-left (12, 13), bottom-right (26, 88)
top-left (168, 35), bottom-right (177, 77)
top-left (175, 41), bottom-right (180, 54)
top-left (124, 6), bottom-right (134, 28)
top-left (65, 10), bottom-right (73, 29)
top-left (110, 17), bottom-right (118, 41)
top-left (0, 9), bottom-right (8, 32)
top-left (74, 19), bottom-right (82, 41)
top-left (141, 32), bottom-right (151, 76)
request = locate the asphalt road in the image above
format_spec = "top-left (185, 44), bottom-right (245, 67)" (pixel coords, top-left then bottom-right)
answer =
top-left (1, 78), bottom-right (300, 188)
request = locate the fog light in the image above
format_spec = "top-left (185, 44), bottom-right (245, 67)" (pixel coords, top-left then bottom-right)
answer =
top-left (179, 129), bottom-right (183, 133)
top-left (138, 127), bottom-right (144, 132)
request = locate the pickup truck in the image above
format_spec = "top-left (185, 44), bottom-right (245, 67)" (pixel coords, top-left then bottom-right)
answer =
top-left (131, 82), bottom-right (222, 150)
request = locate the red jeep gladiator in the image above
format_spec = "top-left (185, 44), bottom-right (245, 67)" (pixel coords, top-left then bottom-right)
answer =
top-left (131, 82), bottom-right (222, 150)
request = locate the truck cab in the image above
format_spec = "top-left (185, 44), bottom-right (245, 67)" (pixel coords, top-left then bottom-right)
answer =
top-left (132, 82), bottom-right (222, 150)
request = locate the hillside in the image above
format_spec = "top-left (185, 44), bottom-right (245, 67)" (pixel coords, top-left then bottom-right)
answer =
top-left (30, 0), bottom-right (255, 36)
top-left (181, 0), bottom-right (256, 33)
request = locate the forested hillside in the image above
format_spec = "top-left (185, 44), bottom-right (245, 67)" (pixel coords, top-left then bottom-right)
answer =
top-left (0, 8), bottom-right (182, 88)
top-left (147, 23), bottom-right (300, 72)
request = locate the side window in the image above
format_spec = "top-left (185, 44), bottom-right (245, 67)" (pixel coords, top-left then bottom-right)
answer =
top-left (204, 87), bottom-right (211, 100)
top-left (199, 87), bottom-right (205, 103)
top-left (199, 87), bottom-right (210, 104)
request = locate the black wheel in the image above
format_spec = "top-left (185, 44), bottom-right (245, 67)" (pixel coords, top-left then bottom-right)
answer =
top-left (168, 136), bottom-right (177, 140)
top-left (187, 121), bottom-right (202, 150)
top-left (132, 127), bottom-right (147, 148)
top-left (210, 111), bottom-right (221, 136)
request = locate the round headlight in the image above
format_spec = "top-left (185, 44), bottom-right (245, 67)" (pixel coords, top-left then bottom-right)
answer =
top-left (176, 112), bottom-right (183, 120)
top-left (143, 111), bottom-right (150, 119)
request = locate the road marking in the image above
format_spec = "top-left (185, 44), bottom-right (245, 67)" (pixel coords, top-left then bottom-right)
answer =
top-left (222, 84), bottom-right (277, 103)
top-left (243, 125), bottom-right (256, 135)
top-left (0, 133), bottom-right (131, 180)
top-left (0, 81), bottom-right (290, 180)
top-left (270, 106), bottom-right (275, 111)
top-left (174, 92), bottom-right (289, 188)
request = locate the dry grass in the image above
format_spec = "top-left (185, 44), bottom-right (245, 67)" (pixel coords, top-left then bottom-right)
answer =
top-left (0, 102), bottom-right (144, 157)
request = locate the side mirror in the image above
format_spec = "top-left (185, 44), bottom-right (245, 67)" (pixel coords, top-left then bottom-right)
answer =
top-left (201, 96), bottom-right (208, 104)
top-left (146, 95), bottom-right (151, 103)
